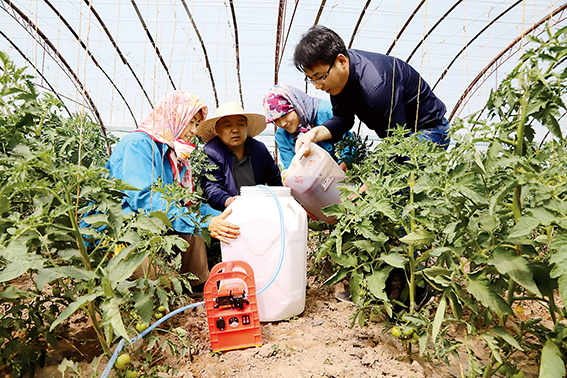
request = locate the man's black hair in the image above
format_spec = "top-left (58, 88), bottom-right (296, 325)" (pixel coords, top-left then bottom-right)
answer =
top-left (293, 25), bottom-right (348, 73)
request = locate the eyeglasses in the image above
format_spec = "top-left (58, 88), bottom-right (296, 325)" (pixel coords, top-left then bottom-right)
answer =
top-left (304, 60), bottom-right (334, 84)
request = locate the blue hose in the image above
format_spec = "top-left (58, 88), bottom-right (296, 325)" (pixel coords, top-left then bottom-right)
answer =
top-left (99, 301), bottom-right (204, 378)
top-left (255, 185), bottom-right (285, 295)
top-left (100, 185), bottom-right (285, 377)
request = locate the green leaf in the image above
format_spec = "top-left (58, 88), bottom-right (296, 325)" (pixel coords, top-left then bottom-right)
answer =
top-left (322, 268), bottom-right (349, 287)
top-left (350, 271), bottom-right (364, 305)
top-left (351, 240), bottom-right (378, 256)
top-left (465, 272), bottom-right (513, 316)
top-left (491, 326), bottom-right (523, 351)
top-left (422, 267), bottom-right (453, 288)
top-left (445, 290), bottom-right (463, 320)
top-left (550, 234), bottom-right (567, 303)
top-left (399, 229), bottom-right (434, 247)
top-left (0, 254), bottom-right (44, 283)
top-left (0, 285), bottom-right (38, 299)
top-left (134, 290), bottom-right (154, 326)
top-left (51, 266), bottom-right (97, 282)
top-left (50, 292), bottom-right (100, 331)
top-left (329, 250), bottom-right (357, 268)
top-left (107, 202), bottom-right (124, 235)
top-left (431, 296), bottom-right (446, 342)
top-left (473, 148), bottom-right (487, 175)
top-left (102, 297), bottom-right (130, 342)
top-left (490, 247), bottom-right (541, 296)
top-left (481, 334), bottom-right (503, 364)
top-left (540, 340), bottom-right (566, 378)
top-left (150, 210), bottom-right (173, 228)
top-left (107, 250), bottom-right (151, 289)
top-left (36, 268), bottom-right (66, 290)
top-left (380, 253), bottom-right (406, 269)
top-left (508, 216), bottom-right (540, 239)
top-left (366, 266), bottom-right (393, 302)
top-left (528, 208), bottom-right (557, 226)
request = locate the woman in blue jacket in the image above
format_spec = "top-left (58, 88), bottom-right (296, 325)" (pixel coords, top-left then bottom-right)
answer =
top-left (263, 84), bottom-right (351, 170)
top-left (106, 90), bottom-right (239, 286)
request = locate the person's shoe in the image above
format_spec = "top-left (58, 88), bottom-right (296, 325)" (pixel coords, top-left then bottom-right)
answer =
top-left (188, 283), bottom-right (205, 299)
top-left (334, 290), bottom-right (353, 303)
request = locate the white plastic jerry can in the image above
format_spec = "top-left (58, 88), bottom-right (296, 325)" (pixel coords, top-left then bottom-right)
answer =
top-left (221, 186), bottom-right (307, 322)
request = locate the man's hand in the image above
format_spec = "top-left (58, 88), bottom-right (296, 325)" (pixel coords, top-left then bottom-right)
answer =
top-left (294, 126), bottom-right (333, 157)
top-left (208, 209), bottom-right (240, 244)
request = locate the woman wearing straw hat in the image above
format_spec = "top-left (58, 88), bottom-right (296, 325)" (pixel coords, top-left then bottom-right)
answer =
top-left (197, 102), bottom-right (283, 211)
top-left (105, 91), bottom-right (240, 287)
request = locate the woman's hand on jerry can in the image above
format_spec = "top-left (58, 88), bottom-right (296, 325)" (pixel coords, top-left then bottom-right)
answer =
top-left (208, 209), bottom-right (240, 244)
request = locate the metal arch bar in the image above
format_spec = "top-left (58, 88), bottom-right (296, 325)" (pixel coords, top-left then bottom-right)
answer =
top-left (277, 0), bottom-right (300, 73)
top-left (228, 0), bottom-right (244, 108)
top-left (180, 0), bottom-right (219, 108)
top-left (449, 4), bottom-right (567, 122)
top-left (85, 0), bottom-right (153, 108)
top-left (348, 0), bottom-right (372, 49)
top-left (314, 0), bottom-right (327, 26)
top-left (44, 0), bottom-right (138, 127)
top-left (406, 0), bottom-right (463, 63)
top-left (0, 29), bottom-right (72, 117)
top-left (385, 0), bottom-right (426, 55)
top-left (275, 0), bottom-right (286, 85)
top-left (130, 0), bottom-right (177, 90)
top-left (0, 0), bottom-right (108, 141)
top-left (432, 0), bottom-right (523, 91)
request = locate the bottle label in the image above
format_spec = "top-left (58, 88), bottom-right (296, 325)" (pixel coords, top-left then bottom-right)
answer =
top-left (321, 176), bottom-right (334, 191)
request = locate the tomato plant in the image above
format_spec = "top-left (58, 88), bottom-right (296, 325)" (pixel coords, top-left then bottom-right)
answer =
top-left (0, 51), bottom-right (210, 377)
top-left (317, 24), bottom-right (567, 377)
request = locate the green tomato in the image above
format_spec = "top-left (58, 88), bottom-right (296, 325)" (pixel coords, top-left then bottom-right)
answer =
top-left (155, 312), bottom-right (163, 320)
top-left (125, 369), bottom-right (138, 378)
top-left (402, 327), bottom-right (414, 337)
top-left (391, 326), bottom-right (401, 338)
top-left (497, 364), bottom-right (508, 375)
top-left (412, 332), bottom-right (420, 343)
top-left (135, 323), bottom-right (148, 332)
top-left (512, 371), bottom-right (524, 378)
top-left (115, 353), bottom-right (130, 369)
top-left (157, 305), bottom-right (167, 313)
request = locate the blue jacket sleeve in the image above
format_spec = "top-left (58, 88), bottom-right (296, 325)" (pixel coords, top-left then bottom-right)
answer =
top-left (275, 128), bottom-right (295, 169)
top-left (107, 133), bottom-right (207, 235)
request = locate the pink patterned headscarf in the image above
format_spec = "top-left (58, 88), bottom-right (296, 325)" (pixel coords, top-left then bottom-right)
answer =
top-left (137, 90), bottom-right (207, 190)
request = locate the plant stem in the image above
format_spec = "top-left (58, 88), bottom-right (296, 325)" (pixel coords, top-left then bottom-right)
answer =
top-left (87, 301), bottom-right (111, 357)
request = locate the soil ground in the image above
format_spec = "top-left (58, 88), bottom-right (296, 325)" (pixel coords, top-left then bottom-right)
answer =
top-left (23, 274), bottom-right (542, 378)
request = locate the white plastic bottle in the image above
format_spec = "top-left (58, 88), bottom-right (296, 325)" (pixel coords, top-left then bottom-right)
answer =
top-left (221, 186), bottom-right (307, 322)
top-left (281, 142), bottom-right (346, 224)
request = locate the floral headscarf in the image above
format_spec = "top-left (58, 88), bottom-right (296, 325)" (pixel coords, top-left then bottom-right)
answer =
top-left (263, 84), bottom-right (321, 138)
top-left (137, 90), bottom-right (207, 190)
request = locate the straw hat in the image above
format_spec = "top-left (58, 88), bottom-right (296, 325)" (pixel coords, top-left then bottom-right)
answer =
top-left (196, 102), bottom-right (267, 143)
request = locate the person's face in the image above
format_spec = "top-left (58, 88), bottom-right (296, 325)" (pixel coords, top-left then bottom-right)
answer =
top-left (303, 54), bottom-right (349, 96)
top-left (179, 110), bottom-right (203, 142)
top-left (215, 115), bottom-right (248, 151)
top-left (274, 110), bottom-right (300, 134)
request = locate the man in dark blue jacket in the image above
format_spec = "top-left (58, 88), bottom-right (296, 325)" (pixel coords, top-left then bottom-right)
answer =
top-left (292, 25), bottom-right (450, 154)
top-left (197, 102), bottom-right (282, 211)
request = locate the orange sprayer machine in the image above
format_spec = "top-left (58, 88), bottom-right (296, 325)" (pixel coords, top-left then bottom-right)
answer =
top-left (204, 260), bottom-right (262, 352)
